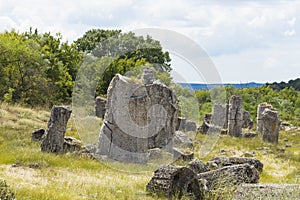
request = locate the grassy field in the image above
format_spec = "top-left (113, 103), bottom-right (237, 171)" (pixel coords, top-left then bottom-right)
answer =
top-left (0, 103), bottom-right (299, 199)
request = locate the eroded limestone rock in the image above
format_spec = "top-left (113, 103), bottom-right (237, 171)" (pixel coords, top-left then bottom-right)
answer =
top-left (41, 106), bottom-right (72, 153)
top-left (233, 184), bottom-right (300, 200)
top-left (95, 96), bottom-right (106, 118)
top-left (257, 103), bottom-right (272, 133)
top-left (261, 108), bottom-right (281, 143)
top-left (198, 164), bottom-right (259, 191)
top-left (97, 73), bottom-right (177, 163)
top-left (228, 95), bottom-right (243, 137)
top-left (207, 156), bottom-right (263, 172)
top-left (146, 165), bottom-right (204, 200)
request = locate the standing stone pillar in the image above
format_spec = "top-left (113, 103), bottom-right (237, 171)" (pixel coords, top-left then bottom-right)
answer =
top-left (228, 95), bottom-right (243, 137)
top-left (257, 103), bottom-right (272, 133)
top-left (41, 106), bottom-right (72, 153)
top-left (212, 103), bottom-right (229, 129)
top-left (261, 108), bottom-right (281, 143)
top-left (95, 96), bottom-right (107, 118)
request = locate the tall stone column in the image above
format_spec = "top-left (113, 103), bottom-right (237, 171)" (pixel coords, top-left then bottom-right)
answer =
top-left (257, 103), bottom-right (272, 133)
top-left (261, 108), bottom-right (281, 143)
top-left (41, 106), bottom-right (72, 153)
top-left (228, 95), bottom-right (243, 137)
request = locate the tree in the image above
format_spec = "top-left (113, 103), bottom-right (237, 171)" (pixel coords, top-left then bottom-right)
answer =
top-left (75, 29), bottom-right (171, 95)
top-left (25, 28), bottom-right (82, 104)
top-left (0, 31), bottom-right (49, 105)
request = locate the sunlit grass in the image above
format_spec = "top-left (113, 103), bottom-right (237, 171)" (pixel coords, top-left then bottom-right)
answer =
top-left (0, 103), bottom-right (299, 199)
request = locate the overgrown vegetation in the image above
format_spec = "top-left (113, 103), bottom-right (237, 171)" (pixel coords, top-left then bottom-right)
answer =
top-left (0, 103), bottom-right (299, 199)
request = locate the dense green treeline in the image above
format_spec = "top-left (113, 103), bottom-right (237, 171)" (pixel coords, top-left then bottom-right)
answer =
top-left (189, 86), bottom-right (300, 126)
top-left (0, 28), bottom-right (170, 106)
top-left (266, 78), bottom-right (300, 91)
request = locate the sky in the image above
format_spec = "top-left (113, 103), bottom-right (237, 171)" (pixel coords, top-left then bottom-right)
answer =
top-left (0, 0), bottom-right (300, 83)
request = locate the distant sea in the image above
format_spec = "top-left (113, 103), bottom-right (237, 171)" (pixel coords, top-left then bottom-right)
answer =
top-left (178, 82), bottom-right (265, 90)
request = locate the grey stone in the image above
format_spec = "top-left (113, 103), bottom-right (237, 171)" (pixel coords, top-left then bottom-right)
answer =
top-left (233, 184), bottom-right (300, 200)
top-left (228, 95), bottom-right (243, 137)
top-left (243, 132), bottom-right (257, 138)
top-left (174, 131), bottom-right (193, 149)
top-left (41, 106), bottom-right (72, 153)
top-left (95, 96), bottom-right (106, 118)
top-left (257, 103), bottom-right (272, 133)
top-left (242, 110), bottom-right (253, 129)
top-left (173, 148), bottom-right (194, 161)
top-left (146, 164), bottom-right (204, 200)
top-left (63, 136), bottom-right (82, 153)
top-left (198, 164), bottom-right (259, 191)
top-left (185, 120), bottom-right (197, 132)
top-left (261, 108), bottom-right (281, 143)
top-left (186, 158), bottom-right (210, 174)
top-left (176, 117), bottom-right (186, 131)
top-left (212, 103), bottom-right (229, 129)
top-left (141, 67), bottom-right (156, 85)
top-left (31, 129), bottom-right (45, 141)
top-left (207, 156), bottom-right (263, 172)
top-left (97, 74), bottom-right (177, 163)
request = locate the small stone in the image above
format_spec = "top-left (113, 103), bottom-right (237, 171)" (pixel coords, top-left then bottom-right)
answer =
top-left (285, 144), bottom-right (292, 148)
top-left (283, 138), bottom-right (289, 142)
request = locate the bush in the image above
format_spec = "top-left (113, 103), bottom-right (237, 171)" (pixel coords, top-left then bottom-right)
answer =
top-left (0, 179), bottom-right (15, 200)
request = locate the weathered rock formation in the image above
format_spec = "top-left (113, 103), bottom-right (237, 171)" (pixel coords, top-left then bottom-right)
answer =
top-left (176, 117), bottom-right (197, 132)
top-left (228, 95), bottom-right (243, 137)
top-left (141, 67), bottom-right (156, 84)
top-left (95, 96), bottom-right (107, 118)
top-left (257, 103), bottom-right (272, 133)
top-left (31, 129), bottom-right (45, 141)
top-left (146, 157), bottom-right (261, 199)
top-left (186, 158), bottom-right (210, 174)
top-left (242, 110), bottom-right (253, 129)
top-left (233, 184), bottom-right (300, 200)
top-left (174, 131), bottom-right (193, 149)
top-left (212, 103), bottom-right (228, 128)
top-left (185, 120), bottom-right (197, 132)
top-left (97, 70), bottom-right (178, 163)
top-left (146, 165), bottom-right (204, 200)
top-left (198, 163), bottom-right (259, 196)
top-left (207, 156), bottom-right (263, 172)
top-left (41, 106), bottom-right (72, 153)
top-left (261, 108), bottom-right (281, 143)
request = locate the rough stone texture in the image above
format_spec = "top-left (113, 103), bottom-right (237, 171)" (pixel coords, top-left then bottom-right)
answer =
top-left (207, 156), bottom-right (263, 172)
top-left (146, 164), bottom-right (204, 200)
top-left (199, 114), bottom-right (211, 133)
top-left (242, 132), bottom-right (258, 138)
top-left (212, 103), bottom-right (229, 129)
top-left (198, 164), bottom-right (259, 191)
top-left (186, 158), bottom-right (210, 174)
top-left (173, 131), bottom-right (193, 149)
top-left (173, 148), bottom-right (194, 161)
top-left (141, 67), bottom-right (156, 85)
top-left (41, 106), bottom-right (72, 153)
top-left (185, 120), bottom-right (197, 132)
top-left (31, 129), bottom-right (45, 141)
top-left (95, 96), bottom-right (107, 118)
top-left (63, 136), bottom-right (82, 153)
top-left (228, 95), bottom-right (243, 137)
top-left (261, 108), bottom-right (281, 143)
top-left (176, 117), bottom-right (186, 131)
top-left (257, 103), bottom-right (272, 133)
top-left (242, 110), bottom-right (253, 129)
top-left (147, 148), bottom-right (163, 160)
top-left (97, 73), bottom-right (177, 163)
top-left (0, 179), bottom-right (16, 200)
top-left (233, 184), bottom-right (300, 200)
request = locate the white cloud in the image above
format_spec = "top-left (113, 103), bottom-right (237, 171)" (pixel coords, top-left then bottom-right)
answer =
top-left (0, 0), bottom-right (300, 82)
